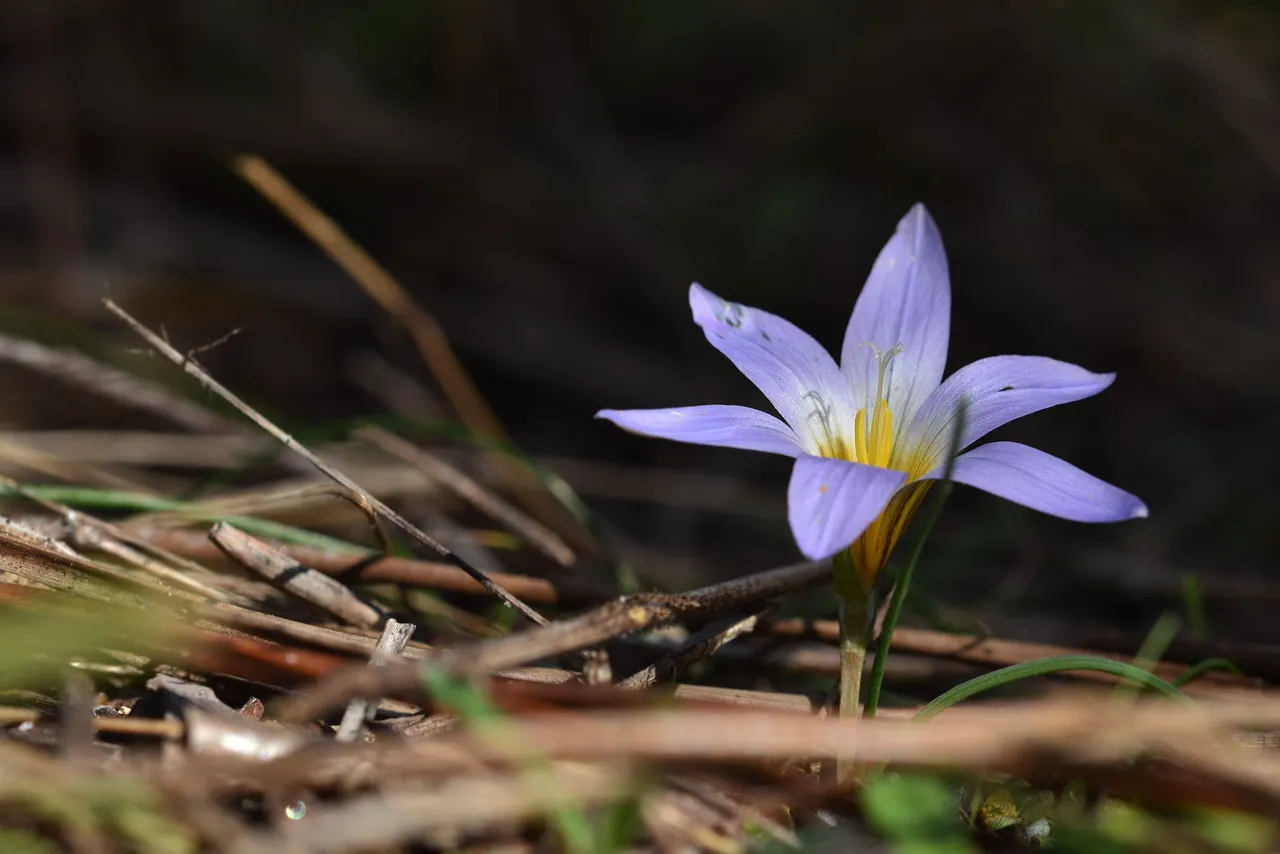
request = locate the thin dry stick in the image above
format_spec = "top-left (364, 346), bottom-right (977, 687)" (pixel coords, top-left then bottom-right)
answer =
top-left (200, 602), bottom-right (424, 661)
top-left (209, 522), bottom-right (384, 628)
top-left (335, 618), bottom-right (416, 743)
top-left (231, 154), bottom-right (594, 553)
top-left (65, 520), bottom-right (231, 603)
top-left (60, 670), bottom-right (95, 764)
top-left (102, 298), bottom-right (549, 628)
top-left (278, 559), bottom-right (831, 722)
top-left (128, 526), bottom-right (609, 605)
top-left (230, 155), bottom-right (503, 442)
top-left (356, 425), bottom-right (575, 568)
top-left (618, 608), bottom-right (769, 689)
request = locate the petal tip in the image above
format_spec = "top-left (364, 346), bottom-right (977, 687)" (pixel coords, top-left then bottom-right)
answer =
top-left (798, 542), bottom-right (838, 562)
top-left (1130, 501), bottom-right (1149, 520)
top-left (789, 521), bottom-right (848, 562)
top-left (688, 282), bottom-right (718, 324)
top-left (900, 202), bottom-right (938, 235)
top-left (905, 201), bottom-right (930, 220)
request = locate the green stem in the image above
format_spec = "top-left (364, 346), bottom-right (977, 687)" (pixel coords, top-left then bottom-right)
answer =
top-left (832, 549), bottom-right (870, 785)
top-left (863, 401), bottom-right (968, 719)
top-left (1112, 611), bottom-right (1180, 702)
top-left (862, 481), bottom-right (952, 719)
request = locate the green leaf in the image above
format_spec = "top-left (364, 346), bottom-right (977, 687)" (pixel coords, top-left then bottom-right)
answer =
top-left (0, 828), bottom-right (61, 854)
top-left (861, 774), bottom-right (961, 838)
top-left (1190, 808), bottom-right (1273, 853)
top-left (594, 795), bottom-right (644, 854)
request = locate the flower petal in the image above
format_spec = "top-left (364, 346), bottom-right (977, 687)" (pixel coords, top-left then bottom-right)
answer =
top-left (902, 355), bottom-right (1116, 469)
top-left (840, 203), bottom-right (951, 429)
top-left (787, 455), bottom-right (907, 560)
top-left (595, 405), bottom-right (804, 457)
top-left (690, 283), bottom-right (853, 454)
top-left (932, 441), bottom-right (1148, 522)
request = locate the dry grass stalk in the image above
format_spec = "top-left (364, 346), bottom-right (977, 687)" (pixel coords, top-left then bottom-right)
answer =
top-left (103, 297), bottom-right (552, 628)
top-left (231, 155), bottom-right (595, 557)
top-left (356, 424), bottom-right (576, 569)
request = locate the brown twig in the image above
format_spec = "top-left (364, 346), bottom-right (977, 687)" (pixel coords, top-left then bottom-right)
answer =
top-left (200, 602), bottom-right (425, 661)
top-left (277, 559), bottom-right (830, 722)
top-left (356, 425), bottom-right (576, 569)
top-left (121, 526), bottom-right (610, 605)
top-left (0, 707), bottom-right (185, 739)
top-left (209, 522), bottom-right (384, 628)
top-left (335, 618), bottom-right (416, 743)
top-left (619, 608), bottom-right (770, 690)
top-left (102, 298), bottom-right (550, 629)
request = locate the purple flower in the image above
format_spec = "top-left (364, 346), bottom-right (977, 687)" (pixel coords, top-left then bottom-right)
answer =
top-left (597, 204), bottom-right (1147, 588)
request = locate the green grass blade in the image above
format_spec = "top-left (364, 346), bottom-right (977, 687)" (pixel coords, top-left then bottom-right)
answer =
top-left (1172, 657), bottom-right (1241, 688)
top-left (1112, 611), bottom-right (1180, 702)
top-left (915, 655), bottom-right (1192, 721)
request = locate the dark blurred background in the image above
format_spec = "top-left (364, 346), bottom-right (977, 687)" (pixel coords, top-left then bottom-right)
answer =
top-left (2, 1), bottom-right (1278, 648)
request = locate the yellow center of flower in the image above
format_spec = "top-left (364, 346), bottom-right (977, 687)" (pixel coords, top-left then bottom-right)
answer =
top-left (852, 343), bottom-right (899, 469)
top-left (843, 343), bottom-right (932, 590)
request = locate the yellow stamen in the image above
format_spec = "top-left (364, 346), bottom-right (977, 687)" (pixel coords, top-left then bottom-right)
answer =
top-left (853, 342), bottom-right (900, 469)
top-left (853, 409), bottom-right (868, 463)
top-left (847, 481), bottom-right (932, 590)
top-left (868, 398), bottom-right (892, 468)
top-left (842, 342), bottom-right (930, 587)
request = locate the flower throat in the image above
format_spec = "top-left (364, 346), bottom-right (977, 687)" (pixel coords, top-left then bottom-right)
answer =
top-left (847, 342), bottom-right (931, 589)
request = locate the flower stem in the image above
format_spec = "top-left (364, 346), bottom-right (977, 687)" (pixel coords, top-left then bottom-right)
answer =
top-left (862, 479), bottom-right (950, 719)
top-left (832, 548), bottom-right (870, 786)
top-left (864, 399), bottom-right (969, 719)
